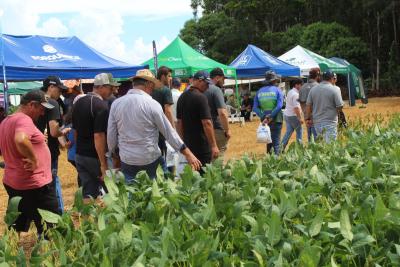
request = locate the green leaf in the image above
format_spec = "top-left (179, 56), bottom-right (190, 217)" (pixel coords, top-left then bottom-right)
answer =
top-left (309, 211), bottom-right (324, 237)
top-left (38, 208), bottom-right (61, 224)
top-left (374, 124), bottom-right (380, 136)
top-left (375, 193), bottom-right (390, 220)
top-left (152, 180), bottom-right (162, 198)
top-left (299, 244), bottom-right (321, 267)
top-left (268, 210), bottom-right (281, 246)
top-left (4, 196), bottom-right (22, 226)
top-left (98, 212), bottom-right (106, 231)
top-left (119, 222), bottom-right (133, 248)
top-left (104, 175), bottom-right (119, 201)
top-left (340, 209), bottom-right (353, 241)
top-left (252, 250), bottom-right (264, 266)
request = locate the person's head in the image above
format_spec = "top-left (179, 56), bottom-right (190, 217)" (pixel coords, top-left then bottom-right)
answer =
top-left (41, 76), bottom-right (68, 100)
top-left (188, 74), bottom-right (194, 85)
top-left (309, 68), bottom-right (321, 82)
top-left (322, 70), bottom-right (335, 84)
top-left (264, 70), bottom-right (281, 86)
top-left (192, 71), bottom-right (211, 92)
top-left (107, 73), bottom-right (121, 96)
top-left (172, 77), bottom-right (181, 89)
top-left (228, 94), bottom-right (235, 101)
top-left (19, 90), bottom-right (54, 121)
top-left (243, 93), bottom-right (250, 100)
top-left (131, 69), bottom-right (162, 94)
top-left (210, 68), bottom-right (225, 87)
top-left (333, 73), bottom-right (338, 85)
top-left (291, 78), bottom-right (304, 90)
top-left (157, 66), bottom-right (172, 87)
top-left (93, 73), bottom-right (115, 100)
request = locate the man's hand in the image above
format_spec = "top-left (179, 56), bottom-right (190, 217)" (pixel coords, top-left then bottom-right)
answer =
top-left (299, 118), bottom-right (304, 125)
top-left (22, 158), bottom-right (38, 172)
top-left (224, 129), bottom-right (231, 140)
top-left (186, 152), bottom-right (202, 171)
top-left (99, 164), bottom-right (107, 182)
top-left (60, 127), bottom-right (71, 136)
top-left (263, 116), bottom-right (272, 124)
top-left (211, 145), bottom-right (220, 160)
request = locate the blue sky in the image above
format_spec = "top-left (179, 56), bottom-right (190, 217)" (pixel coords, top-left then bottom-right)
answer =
top-left (0, 0), bottom-right (195, 64)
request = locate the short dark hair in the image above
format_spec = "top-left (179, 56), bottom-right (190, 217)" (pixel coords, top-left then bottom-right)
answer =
top-left (309, 68), bottom-right (321, 79)
top-left (290, 78), bottom-right (304, 88)
top-left (157, 66), bottom-right (172, 80)
top-left (132, 78), bottom-right (148, 87)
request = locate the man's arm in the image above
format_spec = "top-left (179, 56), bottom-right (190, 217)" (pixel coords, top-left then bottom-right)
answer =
top-left (14, 131), bottom-right (38, 171)
top-left (201, 119), bottom-right (219, 159)
top-left (217, 108), bottom-right (231, 139)
top-left (107, 105), bottom-right (118, 154)
top-left (252, 92), bottom-right (263, 119)
top-left (164, 104), bottom-right (175, 129)
top-left (176, 119), bottom-right (184, 139)
top-left (294, 107), bottom-right (304, 124)
top-left (270, 89), bottom-right (284, 118)
top-left (94, 132), bottom-right (107, 179)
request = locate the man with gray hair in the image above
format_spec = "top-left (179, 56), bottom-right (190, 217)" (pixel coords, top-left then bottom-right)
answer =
top-left (72, 73), bottom-right (114, 199)
top-left (107, 69), bottom-right (201, 183)
top-left (305, 70), bottom-right (344, 143)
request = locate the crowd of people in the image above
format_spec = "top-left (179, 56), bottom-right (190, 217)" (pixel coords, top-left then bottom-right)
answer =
top-left (0, 65), bottom-right (345, 237)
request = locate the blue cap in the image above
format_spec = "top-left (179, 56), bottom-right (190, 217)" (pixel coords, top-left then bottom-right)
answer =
top-left (322, 70), bottom-right (335, 80)
top-left (193, 70), bottom-right (211, 84)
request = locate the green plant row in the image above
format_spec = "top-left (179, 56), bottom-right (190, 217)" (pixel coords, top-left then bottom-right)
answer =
top-left (2, 115), bottom-right (400, 266)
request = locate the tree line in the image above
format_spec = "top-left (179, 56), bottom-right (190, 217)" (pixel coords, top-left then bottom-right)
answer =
top-left (180, 0), bottom-right (400, 95)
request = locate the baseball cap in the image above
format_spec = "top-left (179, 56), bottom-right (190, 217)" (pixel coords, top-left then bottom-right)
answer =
top-left (210, 68), bottom-right (225, 78)
top-left (193, 70), bottom-right (211, 84)
top-left (107, 73), bottom-right (121, 86)
top-left (42, 76), bottom-right (68, 91)
top-left (322, 70), bottom-right (335, 80)
top-left (20, 89), bottom-right (54, 109)
top-left (264, 70), bottom-right (281, 83)
top-left (94, 73), bottom-right (115, 86)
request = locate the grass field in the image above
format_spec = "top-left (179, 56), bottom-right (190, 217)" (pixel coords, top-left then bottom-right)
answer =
top-left (0, 97), bottom-right (400, 235)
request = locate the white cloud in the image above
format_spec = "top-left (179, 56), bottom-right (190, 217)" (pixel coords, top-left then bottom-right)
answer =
top-left (0, 0), bottom-right (190, 66)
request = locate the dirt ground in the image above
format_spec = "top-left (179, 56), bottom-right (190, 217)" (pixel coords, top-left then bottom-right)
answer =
top-left (1, 97), bottom-right (400, 234)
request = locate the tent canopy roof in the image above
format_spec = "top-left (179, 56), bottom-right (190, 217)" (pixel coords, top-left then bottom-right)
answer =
top-left (278, 45), bottom-right (349, 76)
top-left (230, 44), bottom-right (300, 78)
top-left (329, 57), bottom-right (361, 74)
top-left (1, 34), bottom-right (145, 81)
top-left (143, 37), bottom-right (236, 78)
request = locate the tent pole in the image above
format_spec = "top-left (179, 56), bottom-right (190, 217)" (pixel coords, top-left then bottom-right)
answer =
top-left (0, 23), bottom-right (8, 112)
top-left (347, 72), bottom-right (351, 106)
top-left (235, 74), bottom-right (239, 106)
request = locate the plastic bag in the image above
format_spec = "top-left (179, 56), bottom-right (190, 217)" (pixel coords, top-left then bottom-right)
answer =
top-left (256, 123), bottom-right (272, 143)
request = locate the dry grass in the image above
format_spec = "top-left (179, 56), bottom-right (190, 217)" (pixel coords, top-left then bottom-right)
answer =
top-left (1, 97), bottom-right (400, 236)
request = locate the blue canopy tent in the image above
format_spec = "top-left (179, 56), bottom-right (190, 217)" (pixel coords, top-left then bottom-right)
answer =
top-left (0, 34), bottom-right (146, 110)
top-left (230, 44), bottom-right (300, 78)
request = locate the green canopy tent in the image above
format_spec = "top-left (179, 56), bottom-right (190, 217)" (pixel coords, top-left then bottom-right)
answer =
top-left (143, 37), bottom-right (236, 78)
top-left (329, 57), bottom-right (367, 104)
top-left (1, 81), bottom-right (42, 94)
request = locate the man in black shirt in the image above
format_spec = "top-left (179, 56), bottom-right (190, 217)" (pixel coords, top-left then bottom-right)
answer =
top-left (36, 76), bottom-right (69, 213)
top-left (241, 93), bottom-right (253, 121)
top-left (176, 71), bottom-right (219, 171)
top-left (72, 73), bottom-right (113, 199)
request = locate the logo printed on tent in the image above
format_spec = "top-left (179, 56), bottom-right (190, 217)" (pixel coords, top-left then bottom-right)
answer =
top-left (237, 55), bottom-right (252, 66)
top-left (31, 44), bottom-right (82, 63)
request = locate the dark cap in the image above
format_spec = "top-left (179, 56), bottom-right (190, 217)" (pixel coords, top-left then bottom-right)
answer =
top-left (322, 70), bottom-right (335, 80)
top-left (20, 89), bottom-right (54, 109)
top-left (210, 67), bottom-right (225, 78)
top-left (193, 70), bottom-right (211, 84)
top-left (42, 76), bottom-right (68, 91)
top-left (264, 70), bottom-right (281, 83)
top-left (172, 77), bottom-right (181, 88)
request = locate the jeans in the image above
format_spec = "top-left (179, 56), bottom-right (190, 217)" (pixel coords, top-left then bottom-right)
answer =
top-left (314, 122), bottom-right (338, 143)
top-left (267, 122), bottom-right (282, 155)
top-left (121, 156), bottom-right (163, 184)
top-left (75, 154), bottom-right (102, 199)
top-left (51, 157), bottom-right (64, 214)
top-left (281, 115), bottom-right (302, 150)
top-left (307, 126), bottom-right (317, 142)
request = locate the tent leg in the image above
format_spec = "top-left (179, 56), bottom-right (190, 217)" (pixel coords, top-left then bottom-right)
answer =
top-left (347, 73), bottom-right (352, 106)
top-left (235, 76), bottom-right (239, 107)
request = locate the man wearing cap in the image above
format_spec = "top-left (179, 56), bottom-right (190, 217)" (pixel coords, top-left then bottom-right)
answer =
top-left (204, 68), bottom-right (231, 159)
top-left (171, 77), bottom-right (182, 124)
top-left (176, 71), bottom-right (219, 171)
top-left (253, 70), bottom-right (284, 155)
top-left (72, 73), bottom-right (114, 199)
top-left (299, 68), bottom-right (320, 142)
top-left (36, 75), bottom-right (70, 213)
top-left (107, 69), bottom-right (201, 182)
top-left (305, 71), bottom-right (344, 143)
top-left (106, 73), bottom-right (121, 108)
top-left (0, 90), bottom-right (60, 235)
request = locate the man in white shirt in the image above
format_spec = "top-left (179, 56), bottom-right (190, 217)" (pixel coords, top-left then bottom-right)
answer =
top-left (171, 77), bottom-right (182, 124)
top-left (281, 78), bottom-right (304, 150)
top-left (107, 69), bottom-right (201, 183)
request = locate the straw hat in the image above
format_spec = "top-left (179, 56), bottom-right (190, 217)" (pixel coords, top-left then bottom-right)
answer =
top-left (130, 69), bottom-right (162, 89)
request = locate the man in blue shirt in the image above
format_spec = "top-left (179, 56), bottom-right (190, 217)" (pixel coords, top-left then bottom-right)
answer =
top-left (253, 71), bottom-right (284, 155)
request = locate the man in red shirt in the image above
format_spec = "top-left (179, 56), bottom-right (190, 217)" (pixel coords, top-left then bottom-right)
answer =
top-left (0, 90), bottom-right (60, 235)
